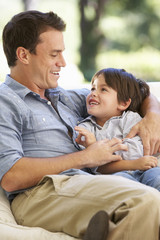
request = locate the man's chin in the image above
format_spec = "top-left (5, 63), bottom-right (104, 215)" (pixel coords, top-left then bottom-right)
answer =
top-left (48, 81), bottom-right (59, 89)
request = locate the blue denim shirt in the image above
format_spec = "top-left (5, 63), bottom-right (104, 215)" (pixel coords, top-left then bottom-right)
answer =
top-left (0, 75), bottom-right (90, 200)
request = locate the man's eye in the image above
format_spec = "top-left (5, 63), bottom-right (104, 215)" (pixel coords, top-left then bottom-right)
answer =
top-left (102, 88), bottom-right (107, 91)
top-left (51, 54), bottom-right (57, 57)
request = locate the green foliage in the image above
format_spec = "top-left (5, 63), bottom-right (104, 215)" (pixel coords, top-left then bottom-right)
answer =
top-left (79, 0), bottom-right (160, 81)
top-left (100, 0), bottom-right (160, 51)
top-left (96, 47), bottom-right (160, 82)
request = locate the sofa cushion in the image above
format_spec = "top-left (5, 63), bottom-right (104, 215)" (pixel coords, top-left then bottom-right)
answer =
top-left (0, 187), bottom-right (78, 240)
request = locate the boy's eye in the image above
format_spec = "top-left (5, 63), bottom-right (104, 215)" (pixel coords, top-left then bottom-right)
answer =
top-left (91, 87), bottom-right (95, 91)
top-left (102, 88), bottom-right (107, 92)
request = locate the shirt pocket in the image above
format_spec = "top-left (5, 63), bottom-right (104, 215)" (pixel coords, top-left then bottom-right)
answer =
top-left (23, 113), bottom-right (55, 144)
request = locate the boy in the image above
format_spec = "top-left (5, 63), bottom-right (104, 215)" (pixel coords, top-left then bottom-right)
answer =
top-left (75, 68), bottom-right (160, 190)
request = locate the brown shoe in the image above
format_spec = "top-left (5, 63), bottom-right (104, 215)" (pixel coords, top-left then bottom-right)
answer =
top-left (83, 210), bottom-right (109, 240)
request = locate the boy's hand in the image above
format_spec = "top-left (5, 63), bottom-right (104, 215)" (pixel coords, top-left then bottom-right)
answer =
top-left (75, 126), bottom-right (96, 147)
top-left (133, 156), bottom-right (157, 170)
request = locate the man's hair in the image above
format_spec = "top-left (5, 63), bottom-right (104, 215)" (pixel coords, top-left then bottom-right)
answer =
top-left (91, 68), bottom-right (150, 112)
top-left (2, 10), bottom-right (66, 67)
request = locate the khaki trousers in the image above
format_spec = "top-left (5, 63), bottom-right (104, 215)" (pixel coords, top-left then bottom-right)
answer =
top-left (11, 174), bottom-right (160, 240)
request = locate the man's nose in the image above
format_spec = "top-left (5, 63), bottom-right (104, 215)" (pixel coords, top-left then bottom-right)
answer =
top-left (57, 54), bottom-right (66, 67)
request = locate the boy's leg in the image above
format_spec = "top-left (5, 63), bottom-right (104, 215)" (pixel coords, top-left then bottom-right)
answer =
top-left (11, 174), bottom-right (160, 240)
top-left (139, 167), bottom-right (160, 191)
top-left (113, 171), bottom-right (139, 182)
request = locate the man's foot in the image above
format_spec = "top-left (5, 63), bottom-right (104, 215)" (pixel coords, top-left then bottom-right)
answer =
top-left (83, 210), bottom-right (109, 240)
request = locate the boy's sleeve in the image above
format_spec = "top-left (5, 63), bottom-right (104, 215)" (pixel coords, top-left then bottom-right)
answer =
top-left (116, 111), bottom-right (144, 160)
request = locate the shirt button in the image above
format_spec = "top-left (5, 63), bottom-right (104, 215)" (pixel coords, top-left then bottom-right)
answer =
top-left (47, 101), bottom-right (51, 105)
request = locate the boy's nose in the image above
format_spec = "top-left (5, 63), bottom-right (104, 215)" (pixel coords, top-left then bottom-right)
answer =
top-left (91, 91), bottom-right (97, 97)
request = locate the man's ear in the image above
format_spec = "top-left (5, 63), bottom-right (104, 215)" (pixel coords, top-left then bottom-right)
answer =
top-left (117, 98), bottom-right (131, 111)
top-left (16, 47), bottom-right (29, 64)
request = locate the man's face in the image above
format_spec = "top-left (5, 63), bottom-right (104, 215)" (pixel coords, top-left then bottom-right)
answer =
top-left (28, 28), bottom-right (66, 92)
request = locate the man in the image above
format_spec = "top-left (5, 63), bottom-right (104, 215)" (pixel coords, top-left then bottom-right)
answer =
top-left (0, 10), bottom-right (160, 240)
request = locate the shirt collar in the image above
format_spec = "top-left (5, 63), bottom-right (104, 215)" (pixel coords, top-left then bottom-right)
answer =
top-left (79, 112), bottom-right (126, 126)
top-left (4, 74), bottom-right (61, 100)
top-left (79, 115), bottom-right (96, 124)
top-left (4, 75), bottom-right (32, 100)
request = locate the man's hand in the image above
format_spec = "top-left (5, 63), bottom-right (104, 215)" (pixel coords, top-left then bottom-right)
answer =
top-left (126, 112), bottom-right (160, 155)
top-left (82, 138), bottom-right (128, 168)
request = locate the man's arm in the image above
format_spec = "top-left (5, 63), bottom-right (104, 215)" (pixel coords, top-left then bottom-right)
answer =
top-left (1, 138), bottom-right (127, 192)
top-left (127, 94), bottom-right (160, 155)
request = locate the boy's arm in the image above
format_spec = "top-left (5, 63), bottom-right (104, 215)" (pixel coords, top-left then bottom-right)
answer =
top-left (98, 159), bottom-right (135, 174)
top-left (98, 156), bottom-right (157, 174)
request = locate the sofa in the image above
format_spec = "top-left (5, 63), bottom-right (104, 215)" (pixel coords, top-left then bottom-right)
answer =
top-left (0, 82), bottom-right (160, 239)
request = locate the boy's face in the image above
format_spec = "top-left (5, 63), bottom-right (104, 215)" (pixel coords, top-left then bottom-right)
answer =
top-left (86, 74), bottom-right (123, 126)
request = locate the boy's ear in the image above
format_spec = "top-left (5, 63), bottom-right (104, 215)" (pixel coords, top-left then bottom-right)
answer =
top-left (16, 47), bottom-right (29, 64)
top-left (117, 98), bottom-right (131, 111)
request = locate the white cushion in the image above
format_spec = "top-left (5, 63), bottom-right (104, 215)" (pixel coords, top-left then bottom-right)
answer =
top-left (0, 187), bottom-right (79, 240)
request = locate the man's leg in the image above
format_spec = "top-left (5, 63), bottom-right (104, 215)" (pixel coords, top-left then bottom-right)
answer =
top-left (11, 174), bottom-right (160, 240)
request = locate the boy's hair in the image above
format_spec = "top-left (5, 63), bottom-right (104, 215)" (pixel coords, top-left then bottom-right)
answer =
top-left (2, 10), bottom-right (66, 67)
top-left (91, 68), bottom-right (150, 112)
